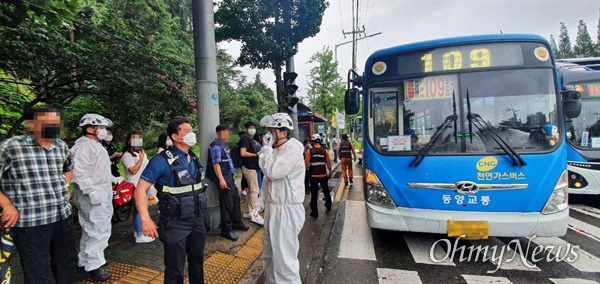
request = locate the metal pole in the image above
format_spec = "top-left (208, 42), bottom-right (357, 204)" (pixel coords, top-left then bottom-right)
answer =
top-left (335, 32), bottom-right (382, 62)
top-left (192, 0), bottom-right (220, 231)
top-left (286, 56), bottom-right (299, 140)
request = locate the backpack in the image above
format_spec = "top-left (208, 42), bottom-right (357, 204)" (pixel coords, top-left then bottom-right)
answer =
top-left (230, 145), bottom-right (243, 168)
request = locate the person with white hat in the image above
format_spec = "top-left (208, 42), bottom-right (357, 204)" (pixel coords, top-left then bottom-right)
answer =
top-left (70, 113), bottom-right (122, 281)
top-left (254, 112), bottom-right (306, 284)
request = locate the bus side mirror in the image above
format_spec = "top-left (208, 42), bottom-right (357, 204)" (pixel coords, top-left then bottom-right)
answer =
top-left (561, 84), bottom-right (582, 119)
top-left (345, 88), bottom-right (360, 115)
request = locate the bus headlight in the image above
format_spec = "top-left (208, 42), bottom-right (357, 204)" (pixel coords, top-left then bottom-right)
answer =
top-left (365, 169), bottom-right (396, 209)
top-left (542, 170), bottom-right (568, 214)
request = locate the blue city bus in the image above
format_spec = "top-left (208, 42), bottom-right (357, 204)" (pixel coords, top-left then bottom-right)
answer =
top-left (557, 61), bottom-right (600, 195)
top-left (344, 34), bottom-right (574, 238)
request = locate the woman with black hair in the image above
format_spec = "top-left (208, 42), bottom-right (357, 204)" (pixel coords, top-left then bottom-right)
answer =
top-left (157, 132), bottom-right (172, 154)
top-left (121, 131), bottom-right (154, 243)
top-left (102, 129), bottom-right (122, 177)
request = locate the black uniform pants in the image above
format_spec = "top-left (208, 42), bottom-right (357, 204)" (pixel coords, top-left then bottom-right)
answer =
top-left (159, 215), bottom-right (205, 284)
top-left (219, 178), bottom-right (243, 233)
top-left (12, 215), bottom-right (78, 284)
top-left (310, 177), bottom-right (331, 214)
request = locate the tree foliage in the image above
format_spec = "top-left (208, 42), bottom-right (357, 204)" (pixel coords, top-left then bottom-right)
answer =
top-left (306, 46), bottom-right (345, 128)
top-left (214, 0), bottom-right (328, 110)
top-left (574, 20), bottom-right (596, 57)
top-left (556, 22), bottom-right (576, 59)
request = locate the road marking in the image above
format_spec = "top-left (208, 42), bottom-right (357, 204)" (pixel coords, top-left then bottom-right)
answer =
top-left (404, 233), bottom-right (455, 266)
top-left (377, 268), bottom-right (422, 284)
top-left (531, 237), bottom-right (600, 273)
top-left (549, 278), bottom-right (600, 284)
top-left (470, 238), bottom-right (540, 271)
top-left (570, 205), bottom-right (600, 220)
top-left (338, 200), bottom-right (376, 261)
top-left (462, 274), bottom-right (513, 284)
top-left (334, 181), bottom-right (345, 202)
top-left (568, 217), bottom-right (600, 242)
top-left (343, 184), bottom-right (350, 201)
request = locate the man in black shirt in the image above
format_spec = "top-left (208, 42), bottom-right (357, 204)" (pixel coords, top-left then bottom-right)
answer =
top-left (240, 121), bottom-right (262, 225)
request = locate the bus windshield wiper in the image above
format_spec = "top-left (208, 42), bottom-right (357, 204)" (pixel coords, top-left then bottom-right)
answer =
top-left (410, 115), bottom-right (457, 167)
top-left (465, 91), bottom-right (526, 166)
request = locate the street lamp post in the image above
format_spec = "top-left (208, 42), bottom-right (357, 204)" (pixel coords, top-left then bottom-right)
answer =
top-left (334, 32), bottom-right (382, 63)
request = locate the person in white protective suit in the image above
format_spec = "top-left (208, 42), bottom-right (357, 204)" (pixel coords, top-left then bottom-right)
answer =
top-left (253, 112), bottom-right (306, 283)
top-left (70, 114), bottom-right (123, 282)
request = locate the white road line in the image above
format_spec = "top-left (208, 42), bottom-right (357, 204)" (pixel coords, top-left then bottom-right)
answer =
top-left (570, 205), bottom-right (600, 220)
top-left (377, 268), bottom-right (422, 284)
top-left (531, 237), bottom-right (600, 273)
top-left (404, 233), bottom-right (455, 266)
top-left (470, 238), bottom-right (540, 271)
top-left (462, 274), bottom-right (513, 284)
top-left (568, 217), bottom-right (600, 242)
top-left (338, 200), bottom-right (377, 261)
top-left (549, 278), bottom-right (599, 284)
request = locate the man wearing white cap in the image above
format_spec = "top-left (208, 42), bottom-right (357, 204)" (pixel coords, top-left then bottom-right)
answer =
top-left (70, 113), bottom-right (123, 281)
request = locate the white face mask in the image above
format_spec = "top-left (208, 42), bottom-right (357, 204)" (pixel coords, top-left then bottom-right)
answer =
top-left (105, 135), bottom-right (113, 142)
top-left (248, 128), bottom-right (256, 136)
top-left (182, 132), bottom-right (197, 147)
top-left (97, 128), bottom-right (108, 140)
top-left (165, 139), bottom-right (173, 147)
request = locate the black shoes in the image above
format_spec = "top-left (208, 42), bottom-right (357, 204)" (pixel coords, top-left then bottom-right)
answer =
top-left (221, 231), bottom-right (239, 241)
top-left (310, 211), bottom-right (319, 218)
top-left (233, 224), bottom-right (250, 231)
top-left (326, 205), bottom-right (331, 212)
top-left (88, 267), bottom-right (111, 282)
top-left (344, 182), bottom-right (348, 186)
top-left (349, 178), bottom-right (353, 184)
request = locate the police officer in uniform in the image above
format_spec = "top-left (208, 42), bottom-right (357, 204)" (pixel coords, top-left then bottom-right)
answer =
top-left (304, 134), bottom-right (333, 218)
top-left (135, 119), bottom-right (207, 284)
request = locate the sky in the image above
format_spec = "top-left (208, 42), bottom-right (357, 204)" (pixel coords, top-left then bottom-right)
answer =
top-left (218, 0), bottom-right (600, 103)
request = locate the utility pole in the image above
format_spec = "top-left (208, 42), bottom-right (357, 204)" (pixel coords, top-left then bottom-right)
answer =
top-left (192, 0), bottom-right (220, 231)
top-left (342, 0), bottom-right (365, 71)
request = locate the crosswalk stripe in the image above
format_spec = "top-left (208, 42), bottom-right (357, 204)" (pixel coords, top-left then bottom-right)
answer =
top-left (470, 238), bottom-right (540, 271)
top-left (377, 268), bottom-right (422, 284)
top-left (531, 237), bottom-right (600, 273)
top-left (570, 205), bottom-right (600, 220)
top-left (338, 200), bottom-right (376, 261)
top-left (568, 217), bottom-right (600, 242)
top-left (462, 274), bottom-right (513, 284)
top-left (549, 278), bottom-right (600, 284)
top-left (404, 233), bottom-right (455, 266)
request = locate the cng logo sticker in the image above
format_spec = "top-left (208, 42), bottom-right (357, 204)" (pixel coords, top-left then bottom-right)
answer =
top-left (476, 157), bottom-right (498, 172)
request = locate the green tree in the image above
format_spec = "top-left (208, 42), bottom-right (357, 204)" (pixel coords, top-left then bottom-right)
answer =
top-left (214, 0), bottom-right (328, 110)
top-left (557, 22), bottom-right (576, 58)
top-left (549, 35), bottom-right (559, 58)
top-left (306, 46), bottom-right (345, 129)
top-left (574, 20), bottom-right (596, 57)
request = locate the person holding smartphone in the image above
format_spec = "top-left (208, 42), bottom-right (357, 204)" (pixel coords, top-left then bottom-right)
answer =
top-left (206, 124), bottom-right (248, 241)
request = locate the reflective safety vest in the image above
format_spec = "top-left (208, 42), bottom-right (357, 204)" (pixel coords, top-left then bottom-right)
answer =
top-left (339, 141), bottom-right (353, 158)
top-left (157, 149), bottom-right (206, 220)
top-left (309, 147), bottom-right (327, 177)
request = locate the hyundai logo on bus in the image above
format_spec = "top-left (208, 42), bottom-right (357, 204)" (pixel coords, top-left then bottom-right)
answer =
top-left (454, 181), bottom-right (480, 195)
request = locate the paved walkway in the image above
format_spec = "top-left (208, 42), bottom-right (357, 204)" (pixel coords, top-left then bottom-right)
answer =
top-left (9, 158), bottom-right (342, 284)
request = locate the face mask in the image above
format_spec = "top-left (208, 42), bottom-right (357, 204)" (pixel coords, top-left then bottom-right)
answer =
top-left (248, 129), bottom-right (256, 136)
top-left (182, 132), bottom-right (197, 147)
top-left (105, 135), bottom-right (113, 142)
top-left (165, 139), bottom-right (173, 147)
top-left (41, 124), bottom-right (61, 139)
top-left (97, 128), bottom-right (108, 140)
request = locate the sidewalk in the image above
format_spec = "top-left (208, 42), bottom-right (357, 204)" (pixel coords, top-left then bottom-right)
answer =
top-left (9, 159), bottom-right (343, 284)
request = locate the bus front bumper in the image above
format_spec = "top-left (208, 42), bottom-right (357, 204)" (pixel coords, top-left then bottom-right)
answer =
top-left (366, 202), bottom-right (568, 237)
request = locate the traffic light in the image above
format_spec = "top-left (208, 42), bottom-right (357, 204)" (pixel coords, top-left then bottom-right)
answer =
top-left (283, 72), bottom-right (299, 111)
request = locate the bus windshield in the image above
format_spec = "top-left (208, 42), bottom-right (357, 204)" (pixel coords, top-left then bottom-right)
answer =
top-left (368, 68), bottom-right (559, 155)
top-left (354, 117), bottom-right (363, 142)
top-left (566, 82), bottom-right (600, 149)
